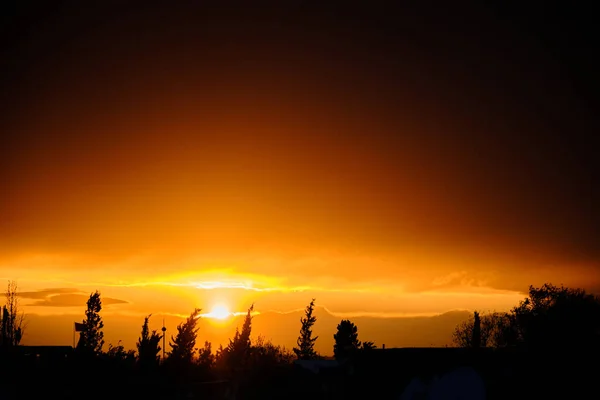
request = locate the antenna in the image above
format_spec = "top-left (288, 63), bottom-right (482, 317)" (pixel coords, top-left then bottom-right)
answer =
top-left (161, 318), bottom-right (166, 361)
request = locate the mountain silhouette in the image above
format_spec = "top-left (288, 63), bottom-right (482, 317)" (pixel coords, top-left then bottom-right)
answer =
top-left (22, 307), bottom-right (470, 354)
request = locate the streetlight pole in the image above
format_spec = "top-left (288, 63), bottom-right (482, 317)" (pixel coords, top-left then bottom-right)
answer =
top-left (162, 318), bottom-right (166, 361)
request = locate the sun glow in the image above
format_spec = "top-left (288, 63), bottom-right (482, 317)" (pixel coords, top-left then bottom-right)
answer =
top-left (206, 304), bottom-right (231, 320)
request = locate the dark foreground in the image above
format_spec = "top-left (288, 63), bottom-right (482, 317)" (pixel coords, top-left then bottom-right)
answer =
top-left (1, 347), bottom-right (598, 399)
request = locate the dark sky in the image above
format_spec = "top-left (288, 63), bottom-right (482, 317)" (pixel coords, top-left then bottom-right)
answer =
top-left (1, 1), bottom-right (598, 294)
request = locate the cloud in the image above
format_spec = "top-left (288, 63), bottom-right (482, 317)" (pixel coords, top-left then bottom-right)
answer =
top-left (423, 270), bottom-right (506, 294)
top-left (431, 271), bottom-right (468, 287)
top-left (18, 288), bottom-right (128, 307)
top-left (18, 288), bottom-right (81, 299)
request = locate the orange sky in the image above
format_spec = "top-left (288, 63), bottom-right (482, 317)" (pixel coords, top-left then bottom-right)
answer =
top-left (1, 3), bottom-right (597, 354)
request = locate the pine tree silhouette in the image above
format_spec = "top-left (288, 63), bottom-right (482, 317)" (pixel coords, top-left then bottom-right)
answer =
top-left (137, 314), bottom-right (163, 369)
top-left (333, 319), bottom-right (361, 360)
top-left (293, 299), bottom-right (318, 360)
top-left (223, 304), bottom-right (254, 369)
top-left (76, 291), bottom-right (104, 356)
top-left (472, 311), bottom-right (481, 348)
top-left (168, 308), bottom-right (201, 366)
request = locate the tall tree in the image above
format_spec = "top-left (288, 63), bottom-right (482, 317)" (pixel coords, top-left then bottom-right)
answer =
top-left (471, 311), bottom-right (481, 349)
top-left (222, 304), bottom-right (254, 369)
top-left (1, 281), bottom-right (25, 347)
top-left (136, 314), bottom-right (162, 369)
top-left (168, 308), bottom-right (201, 365)
top-left (76, 291), bottom-right (104, 355)
top-left (333, 319), bottom-right (361, 360)
top-left (293, 299), bottom-right (318, 360)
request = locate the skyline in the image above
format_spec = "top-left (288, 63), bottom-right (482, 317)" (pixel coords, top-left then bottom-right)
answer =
top-left (1, 2), bottom-right (597, 353)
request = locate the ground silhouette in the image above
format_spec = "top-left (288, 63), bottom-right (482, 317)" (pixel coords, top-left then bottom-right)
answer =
top-left (3, 282), bottom-right (600, 399)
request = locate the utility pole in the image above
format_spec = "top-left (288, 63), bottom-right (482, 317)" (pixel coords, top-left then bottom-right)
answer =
top-left (162, 318), bottom-right (166, 361)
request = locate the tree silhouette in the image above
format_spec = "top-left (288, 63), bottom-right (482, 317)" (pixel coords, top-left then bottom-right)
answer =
top-left (249, 335), bottom-right (295, 369)
top-left (136, 314), bottom-right (162, 369)
top-left (512, 283), bottom-right (600, 350)
top-left (1, 280), bottom-right (26, 347)
top-left (492, 312), bottom-right (520, 347)
top-left (197, 340), bottom-right (215, 369)
top-left (472, 311), bottom-right (481, 348)
top-left (76, 290), bottom-right (104, 356)
top-left (452, 283), bottom-right (600, 350)
top-left (452, 311), bottom-right (508, 348)
top-left (229, 304), bottom-right (253, 351)
top-left (293, 298), bottom-right (318, 360)
top-left (220, 304), bottom-right (254, 369)
top-left (105, 340), bottom-right (136, 366)
top-left (333, 319), bottom-right (361, 360)
top-left (361, 341), bottom-right (376, 351)
top-left (215, 343), bottom-right (225, 368)
top-left (168, 308), bottom-right (201, 365)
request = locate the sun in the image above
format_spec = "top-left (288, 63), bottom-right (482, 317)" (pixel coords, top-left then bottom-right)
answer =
top-left (207, 304), bottom-right (231, 320)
